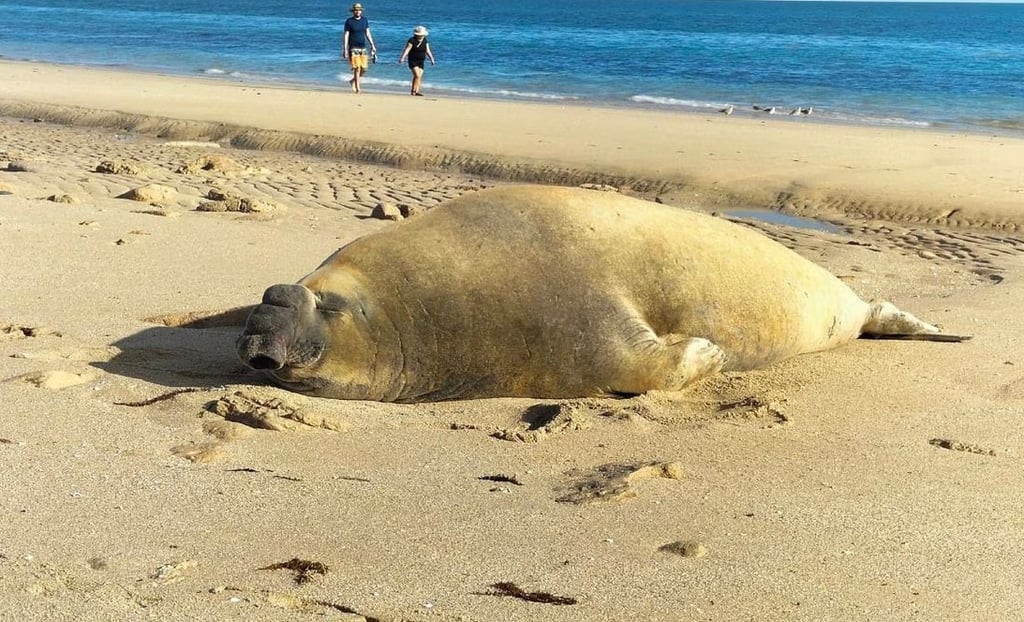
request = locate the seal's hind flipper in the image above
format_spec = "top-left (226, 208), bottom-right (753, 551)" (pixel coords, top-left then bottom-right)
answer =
top-left (860, 301), bottom-right (971, 342)
top-left (861, 332), bottom-right (972, 342)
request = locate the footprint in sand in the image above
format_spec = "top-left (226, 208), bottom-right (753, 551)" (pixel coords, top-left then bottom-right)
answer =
top-left (556, 461), bottom-right (684, 504)
top-left (170, 441), bottom-right (226, 464)
top-left (491, 402), bottom-right (592, 443)
top-left (659, 540), bottom-right (709, 559)
top-left (201, 419), bottom-right (254, 442)
top-left (119, 386), bottom-right (341, 465)
top-left (168, 422), bottom-right (247, 464)
top-left (9, 369), bottom-right (96, 390)
top-left (207, 389), bottom-right (344, 433)
top-left (1000, 374), bottom-right (1024, 399)
top-left (713, 396), bottom-right (789, 426)
top-left (150, 559), bottom-right (197, 585)
top-left (108, 387), bottom-right (238, 463)
top-left (10, 344), bottom-right (120, 363)
top-left (1, 323), bottom-right (61, 341)
top-left (208, 586), bottom-right (369, 619)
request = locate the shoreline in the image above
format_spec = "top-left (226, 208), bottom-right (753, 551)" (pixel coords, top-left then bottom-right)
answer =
top-left (4, 55), bottom-right (1015, 137)
top-left (2, 59), bottom-right (1024, 229)
top-left (4, 54), bottom-right (1020, 138)
top-left (138, 67), bottom-right (954, 135)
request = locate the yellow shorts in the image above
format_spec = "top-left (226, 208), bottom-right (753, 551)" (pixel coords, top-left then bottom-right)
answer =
top-left (349, 49), bottom-right (369, 70)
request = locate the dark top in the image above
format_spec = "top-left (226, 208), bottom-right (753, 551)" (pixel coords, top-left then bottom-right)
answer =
top-left (406, 36), bottom-right (429, 64)
top-left (345, 16), bottom-right (370, 48)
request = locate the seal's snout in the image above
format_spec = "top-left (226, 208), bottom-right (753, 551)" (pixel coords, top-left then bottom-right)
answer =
top-left (238, 333), bottom-right (287, 370)
top-left (249, 355), bottom-right (281, 370)
top-left (237, 284), bottom-right (318, 372)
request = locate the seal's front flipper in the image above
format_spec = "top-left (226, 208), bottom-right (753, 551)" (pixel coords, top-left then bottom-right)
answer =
top-left (658, 336), bottom-right (727, 391)
top-left (861, 301), bottom-right (972, 342)
top-left (610, 333), bottom-right (726, 395)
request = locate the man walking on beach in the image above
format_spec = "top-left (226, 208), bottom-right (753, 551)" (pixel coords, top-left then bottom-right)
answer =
top-left (342, 3), bottom-right (376, 93)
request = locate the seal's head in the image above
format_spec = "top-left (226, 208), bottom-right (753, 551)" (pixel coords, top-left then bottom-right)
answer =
top-left (237, 284), bottom-right (326, 387)
top-left (236, 283), bottom-right (376, 398)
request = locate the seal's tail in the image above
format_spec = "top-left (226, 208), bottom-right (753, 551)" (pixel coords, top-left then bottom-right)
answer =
top-left (859, 301), bottom-right (972, 342)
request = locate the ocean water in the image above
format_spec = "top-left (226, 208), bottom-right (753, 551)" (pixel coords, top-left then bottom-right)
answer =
top-left (1, 0), bottom-right (1023, 133)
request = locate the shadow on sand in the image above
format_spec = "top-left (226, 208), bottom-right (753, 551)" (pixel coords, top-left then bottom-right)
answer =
top-left (93, 306), bottom-right (265, 390)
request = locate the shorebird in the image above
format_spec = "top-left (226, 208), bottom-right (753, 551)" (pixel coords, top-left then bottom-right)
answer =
top-left (719, 105), bottom-right (734, 115)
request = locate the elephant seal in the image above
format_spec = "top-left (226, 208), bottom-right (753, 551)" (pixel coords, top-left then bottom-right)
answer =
top-left (237, 185), bottom-right (968, 402)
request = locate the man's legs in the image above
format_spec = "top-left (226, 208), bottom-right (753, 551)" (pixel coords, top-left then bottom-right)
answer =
top-left (349, 53), bottom-right (366, 93)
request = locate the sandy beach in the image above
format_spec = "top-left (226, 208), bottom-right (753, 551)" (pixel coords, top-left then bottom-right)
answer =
top-left (2, 59), bottom-right (1024, 621)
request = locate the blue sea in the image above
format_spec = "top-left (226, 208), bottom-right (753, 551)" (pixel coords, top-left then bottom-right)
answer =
top-left (2, 0), bottom-right (1023, 133)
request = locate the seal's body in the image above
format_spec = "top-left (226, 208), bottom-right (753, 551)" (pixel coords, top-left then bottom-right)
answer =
top-left (238, 186), bottom-right (966, 402)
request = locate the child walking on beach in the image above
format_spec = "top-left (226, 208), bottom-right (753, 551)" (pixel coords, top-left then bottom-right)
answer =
top-left (398, 26), bottom-right (435, 96)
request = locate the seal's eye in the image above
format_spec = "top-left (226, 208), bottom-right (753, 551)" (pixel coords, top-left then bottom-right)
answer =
top-left (315, 292), bottom-right (348, 314)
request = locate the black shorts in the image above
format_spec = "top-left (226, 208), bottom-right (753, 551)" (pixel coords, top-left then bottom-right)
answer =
top-left (408, 59), bottom-right (425, 69)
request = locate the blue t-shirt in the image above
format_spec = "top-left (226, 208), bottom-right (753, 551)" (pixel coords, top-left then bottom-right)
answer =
top-left (345, 16), bottom-right (370, 48)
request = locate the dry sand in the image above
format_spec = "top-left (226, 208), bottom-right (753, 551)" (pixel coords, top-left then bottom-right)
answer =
top-left (2, 60), bottom-right (1024, 621)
